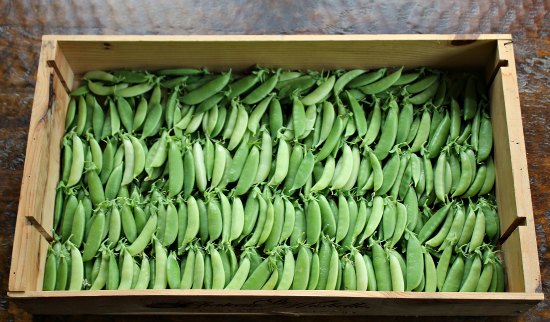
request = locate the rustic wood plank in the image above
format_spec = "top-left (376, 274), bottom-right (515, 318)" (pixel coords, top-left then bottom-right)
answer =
top-left (8, 290), bottom-right (543, 316)
top-left (8, 39), bottom-right (57, 292)
top-left (52, 35), bottom-right (499, 75)
top-left (47, 40), bottom-right (75, 93)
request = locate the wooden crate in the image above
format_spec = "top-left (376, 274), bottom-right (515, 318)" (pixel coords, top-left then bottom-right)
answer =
top-left (8, 34), bottom-right (543, 316)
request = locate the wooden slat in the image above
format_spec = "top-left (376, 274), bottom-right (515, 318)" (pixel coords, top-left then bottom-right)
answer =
top-left (8, 290), bottom-right (542, 316)
top-left (48, 34), bottom-right (504, 75)
top-left (43, 34), bottom-right (514, 42)
top-left (47, 41), bottom-right (75, 93)
top-left (8, 39), bottom-right (57, 292)
top-left (34, 72), bottom-right (70, 292)
top-left (489, 40), bottom-right (541, 294)
top-left (500, 225), bottom-right (542, 293)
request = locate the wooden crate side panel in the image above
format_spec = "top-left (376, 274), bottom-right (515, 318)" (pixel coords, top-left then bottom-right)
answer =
top-left (56, 38), bottom-right (498, 75)
top-left (34, 72), bottom-right (70, 291)
top-left (9, 39), bottom-right (57, 291)
top-left (8, 290), bottom-right (542, 316)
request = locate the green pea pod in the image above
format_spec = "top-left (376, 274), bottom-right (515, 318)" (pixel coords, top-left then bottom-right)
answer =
top-left (290, 151), bottom-right (315, 192)
top-left (409, 75), bottom-right (439, 94)
top-left (175, 148), bottom-right (192, 196)
top-left (290, 206), bottom-right (306, 248)
top-left (405, 234), bottom-right (424, 291)
top-left (389, 202), bottom-right (407, 247)
top-left (225, 256), bottom-right (251, 290)
top-left (227, 104), bottom-right (249, 151)
top-left (278, 75), bottom-right (317, 99)
top-left (301, 75), bottom-right (335, 106)
top-left (382, 199), bottom-right (396, 241)
top-left (268, 97), bottom-right (284, 138)
top-left (434, 243), bottom-right (452, 291)
top-left (360, 67), bottom-right (402, 94)
top-left (479, 157), bottom-right (496, 195)
top-left (182, 72), bottom-right (231, 105)
top-left (463, 76), bottom-right (478, 120)
top-left (478, 114), bottom-right (493, 162)
top-left (292, 245), bottom-right (311, 290)
top-left (372, 240), bottom-right (392, 291)
top-left (486, 203), bottom-right (500, 239)
top-left (75, 96), bottom-right (87, 135)
top-left (66, 135), bottom-right (84, 187)
top-left (69, 201), bottom-right (85, 248)
top-left (316, 115), bottom-right (346, 161)
top-left (418, 203), bottom-right (452, 243)
top-left (408, 79), bottom-right (439, 105)
top-left (292, 97), bottom-right (307, 139)
top-left (178, 248), bottom-right (195, 289)
top-left (242, 257), bottom-right (272, 290)
top-left (227, 74), bottom-right (261, 99)
top-left (442, 256), bottom-right (465, 292)
top-left (264, 195), bottom-right (284, 251)
top-left (279, 197), bottom-right (296, 243)
top-left (210, 105), bottom-right (227, 138)
top-left (141, 103), bottom-right (162, 139)
top-left (410, 109), bottom-right (431, 153)
top-left (243, 73), bottom-right (279, 105)
top-left (394, 72), bottom-right (421, 86)
top-left (373, 99), bottom-right (398, 160)
top-left (427, 112), bottom-right (451, 158)
top-left (347, 68), bottom-right (386, 89)
top-left (333, 69), bottom-right (365, 95)
top-left (426, 204), bottom-right (455, 248)
top-left (375, 153), bottom-right (400, 196)
top-left (234, 146), bottom-right (260, 196)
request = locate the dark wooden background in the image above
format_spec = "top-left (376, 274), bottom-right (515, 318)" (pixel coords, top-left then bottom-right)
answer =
top-left (0, 0), bottom-right (548, 321)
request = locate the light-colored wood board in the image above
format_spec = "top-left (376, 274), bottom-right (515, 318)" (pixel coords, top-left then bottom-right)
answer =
top-left (490, 70), bottom-right (517, 235)
top-left (8, 290), bottom-right (542, 316)
top-left (501, 225), bottom-right (541, 293)
top-left (34, 72), bottom-right (70, 292)
top-left (9, 39), bottom-right (57, 292)
top-left (53, 35), bottom-right (503, 75)
top-left (495, 40), bottom-right (536, 230)
top-left (517, 224), bottom-right (543, 293)
top-left (43, 34), bottom-right (514, 42)
top-left (48, 40), bottom-right (75, 93)
top-left (493, 39), bottom-right (540, 293)
top-left (501, 228), bottom-right (526, 292)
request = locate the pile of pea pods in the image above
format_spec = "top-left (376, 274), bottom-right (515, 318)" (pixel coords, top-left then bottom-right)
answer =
top-left (43, 66), bottom-right (504, 293)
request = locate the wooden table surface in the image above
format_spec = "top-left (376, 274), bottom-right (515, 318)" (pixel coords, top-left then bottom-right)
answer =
top-left (0, 1), bottom-right (548, 321)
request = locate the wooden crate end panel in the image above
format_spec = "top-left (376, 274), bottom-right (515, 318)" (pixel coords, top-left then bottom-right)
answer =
top-left (9, 39), bottom-right (58, 292)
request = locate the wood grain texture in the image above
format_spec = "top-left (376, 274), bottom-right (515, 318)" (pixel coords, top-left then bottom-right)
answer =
top-left (0, 1), bottom-right (548, 321)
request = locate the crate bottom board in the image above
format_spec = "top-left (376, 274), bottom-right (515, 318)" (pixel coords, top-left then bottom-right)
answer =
top-left (8, 290), bottom-right (542, 316)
